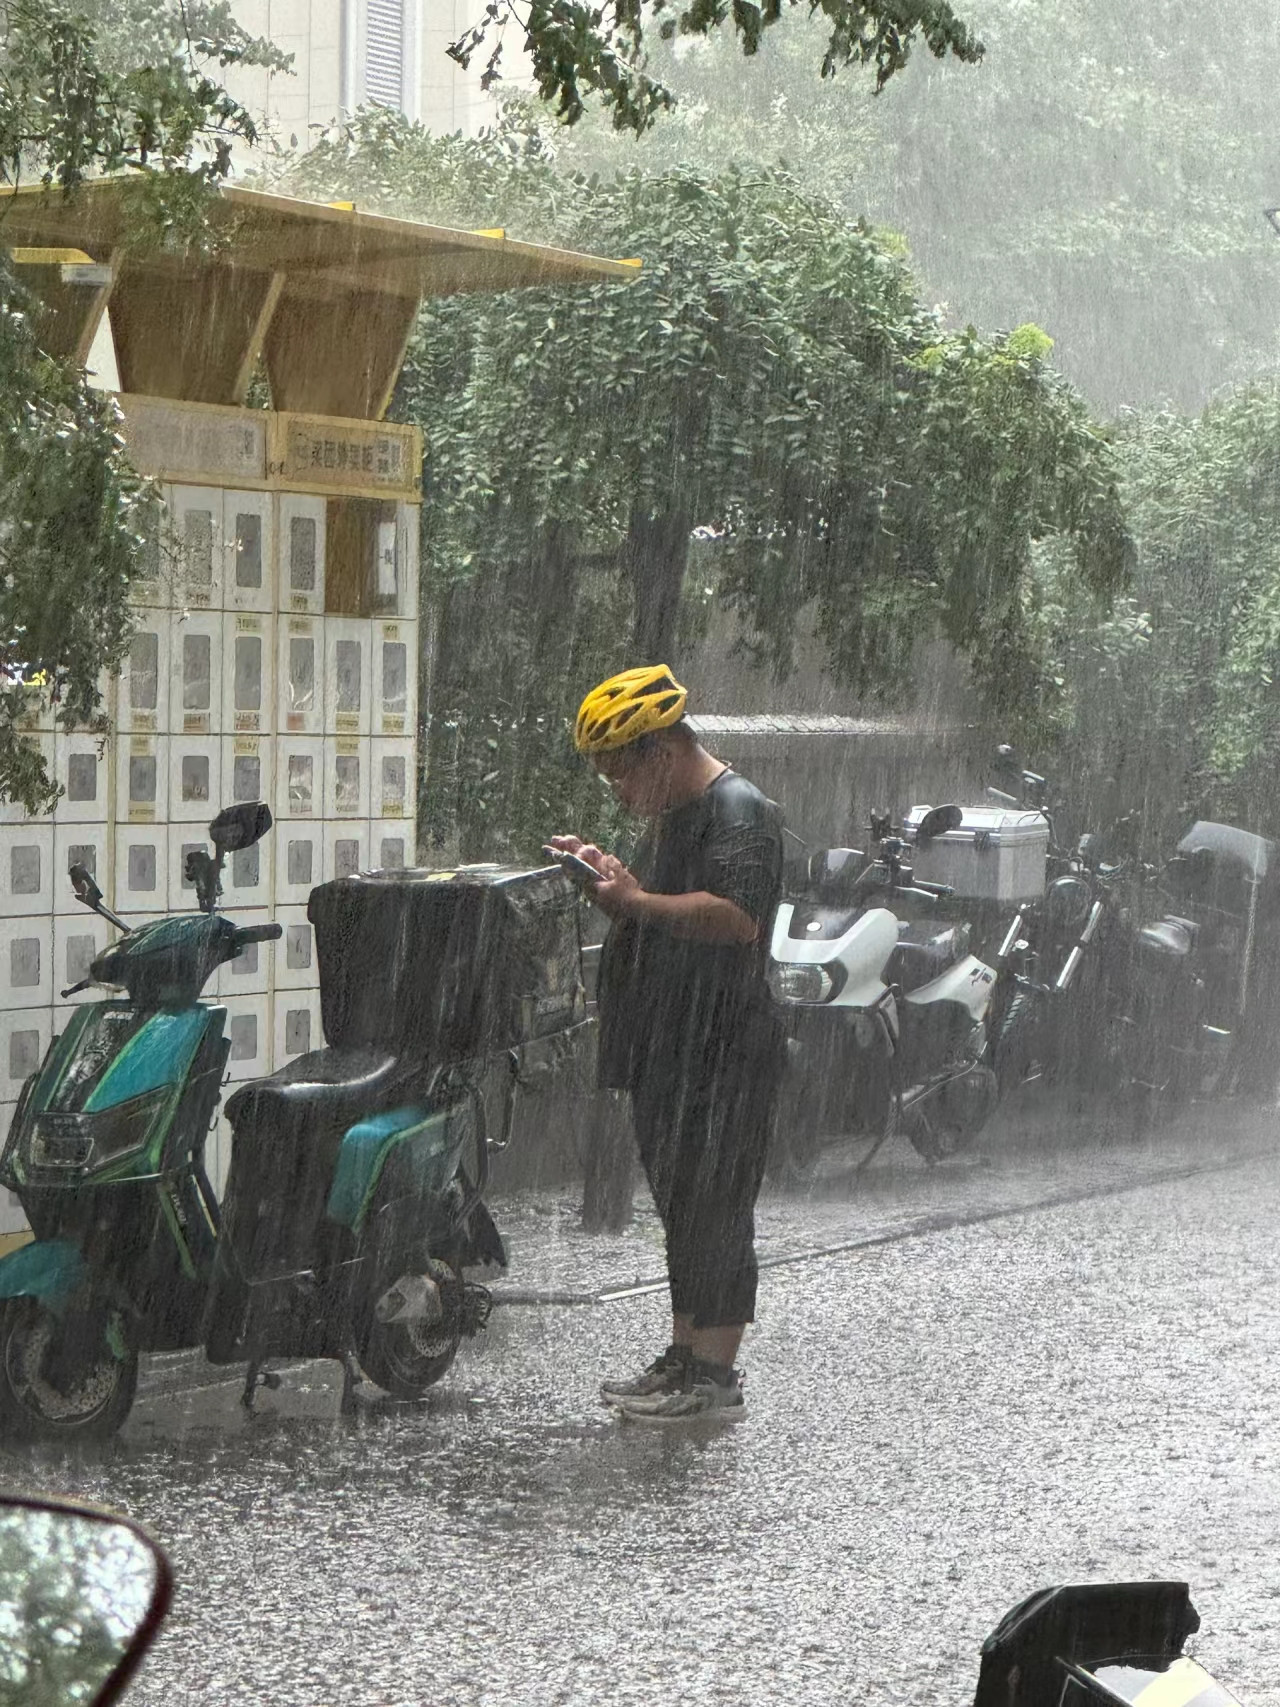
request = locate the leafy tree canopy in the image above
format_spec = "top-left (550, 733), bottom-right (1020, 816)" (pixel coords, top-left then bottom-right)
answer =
top-left (277, 113), bottom-right (1127, 857)
top-left (448, 1), bottom-right (983, 134)
top-left (542, 0), bottom-right (1280, 411)
top-left (3, 1), bottom-right (286, 198)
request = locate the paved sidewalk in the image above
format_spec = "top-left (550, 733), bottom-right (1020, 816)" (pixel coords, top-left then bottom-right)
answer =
top-left (484, 1091), bottom-right (1274, 1303)
top-left (137, 1091), bottom-right (1275, 1399)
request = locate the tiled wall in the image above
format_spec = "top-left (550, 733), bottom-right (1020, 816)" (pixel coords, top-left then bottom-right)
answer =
top-left (0, 480), bottom-right (420, 1227)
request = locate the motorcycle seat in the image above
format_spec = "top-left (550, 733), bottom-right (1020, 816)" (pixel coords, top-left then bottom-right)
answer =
top-left (225, 1046), bottom-right (415, 1134)
top-left (1136, 917), bottom-right (1196, 959)
top-left (885, 922), bottom-right (968, 995)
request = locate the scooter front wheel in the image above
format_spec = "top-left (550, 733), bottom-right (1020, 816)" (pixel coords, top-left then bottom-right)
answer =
top-left (355, 1255), bottom-right (462, 1400)
top-left (0, 1297), bottom-right (138, 1442)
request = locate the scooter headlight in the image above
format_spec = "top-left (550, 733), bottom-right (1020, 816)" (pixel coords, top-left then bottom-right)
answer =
top-left (768, 962), bottom-right (841, 1005)
top-left (26, 1089), bottom-right (167, 1176)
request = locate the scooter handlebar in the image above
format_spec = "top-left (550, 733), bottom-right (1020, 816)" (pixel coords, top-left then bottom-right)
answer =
top-left (234, 923), bottom-right (283, 947)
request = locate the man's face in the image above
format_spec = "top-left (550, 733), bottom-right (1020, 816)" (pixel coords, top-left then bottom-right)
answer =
top-left (592, 742), bottom-right (672, 817)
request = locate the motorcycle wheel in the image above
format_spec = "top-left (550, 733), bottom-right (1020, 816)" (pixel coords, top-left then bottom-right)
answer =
top-left (906, 1111), bottom-right (970, 1165)
top-left (0, 1296), bottom-right (137, 1442)
top-left (905, 1063), bottom-right (999, 1165)
top-left (766, 1030), bottom-right (893, 1184)
top-left (356, 1255), bottom-right (462, 1400)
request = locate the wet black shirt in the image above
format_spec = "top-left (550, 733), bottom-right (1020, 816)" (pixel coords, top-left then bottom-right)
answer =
top-left (596, 770), bottom-right (784, 1092)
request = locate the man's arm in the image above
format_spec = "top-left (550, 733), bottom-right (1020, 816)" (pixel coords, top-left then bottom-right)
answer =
top-left (626, 887), bottom-right (759, 945)
top-left (557, 795), bottom-right (779, 946)
top-left (588, 871), bottom-right (760, 944)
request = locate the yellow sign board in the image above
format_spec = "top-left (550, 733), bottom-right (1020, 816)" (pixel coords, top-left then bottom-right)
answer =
top-left (116, 395), bottom-right (268, 484)
top-left (114, 398), bottom-right (423, 501)
top-left (271, 415), bottom-right (422, 499)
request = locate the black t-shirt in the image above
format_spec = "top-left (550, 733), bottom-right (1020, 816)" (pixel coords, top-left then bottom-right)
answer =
top-left (596, 769), bottom-right (784, 1092)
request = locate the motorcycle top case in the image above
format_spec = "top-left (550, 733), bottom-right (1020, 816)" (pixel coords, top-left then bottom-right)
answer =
top-left (308, 864), bottom-right (586, 1062)
top-left (905, 804), bottom-right (1049, 903)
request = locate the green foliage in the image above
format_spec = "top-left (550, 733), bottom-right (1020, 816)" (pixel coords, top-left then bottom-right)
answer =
top-left (280, 113), bottom-right (1127, 858)
top-left (0, 277), bottom-right (150, 812)
top-left (448, 1), bottom-right (983, 134)
top-left (0, 2), bottom-right (278, 810)
top-left (1022, 386), bottom-right (1280, 839)
top-left (0, 1), bottom-right (286, 195)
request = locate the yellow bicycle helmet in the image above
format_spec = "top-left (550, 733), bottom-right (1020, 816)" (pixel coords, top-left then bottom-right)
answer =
top-left (574, 665), bottom-right (689, 754)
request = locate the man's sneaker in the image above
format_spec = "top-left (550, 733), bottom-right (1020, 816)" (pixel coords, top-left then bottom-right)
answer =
top-left (600, 1343), bottom-right (692, 1406)
top-left (612, 1360), bottom-right (746, 1426)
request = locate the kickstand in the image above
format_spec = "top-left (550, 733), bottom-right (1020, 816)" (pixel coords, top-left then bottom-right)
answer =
top-left (339, 1351), bottom-right (366, 1417)
top-left (240, 1361), bottom-right (282, 1412)
top-left (854, 1123), bottom-right (894, 1173)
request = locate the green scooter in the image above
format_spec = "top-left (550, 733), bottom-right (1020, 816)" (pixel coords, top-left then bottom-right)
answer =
top-left (0, 803), bottom-right (572, 1440)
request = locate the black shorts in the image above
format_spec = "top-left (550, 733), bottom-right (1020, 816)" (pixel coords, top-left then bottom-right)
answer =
top-left (630, 1035), bottom-right (781, 1330)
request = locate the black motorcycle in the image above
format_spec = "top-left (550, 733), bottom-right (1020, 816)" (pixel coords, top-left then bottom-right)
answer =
top-left (1113, 820), bottom-right (1279, 1104)
top-left (985, 748), bottom-right (1280, 1111)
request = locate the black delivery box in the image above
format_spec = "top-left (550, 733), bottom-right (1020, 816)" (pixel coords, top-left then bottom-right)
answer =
top-left (307, 864), bottom-right (585, 1062)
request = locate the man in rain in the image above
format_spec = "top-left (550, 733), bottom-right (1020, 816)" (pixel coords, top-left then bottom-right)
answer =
top-left (552, 665), bottom-right (784, 1422)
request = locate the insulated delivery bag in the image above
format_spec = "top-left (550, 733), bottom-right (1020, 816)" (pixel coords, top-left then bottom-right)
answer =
top-left (307, 864), bottom-right (586, 1062)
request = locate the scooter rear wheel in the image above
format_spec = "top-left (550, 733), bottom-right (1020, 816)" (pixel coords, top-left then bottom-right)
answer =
top-left (356, 1255), bottom-right (462, 1401)
top-left (0, 1296), bottom-right (137, 1442)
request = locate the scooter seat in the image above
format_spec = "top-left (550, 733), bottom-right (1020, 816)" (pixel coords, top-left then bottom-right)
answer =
top-left (1136, 917), bottom-right (1196, 960)
top-left (225, 1046), bottom-right (412, 1134)
top-left (885, 922), bottom-right (967, 995)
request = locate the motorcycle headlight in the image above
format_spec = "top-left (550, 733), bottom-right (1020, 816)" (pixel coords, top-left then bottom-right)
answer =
top-left (26, 1089), bottom-right (167, 1176)
top-left (768, 962), bottom-right (841, 1005)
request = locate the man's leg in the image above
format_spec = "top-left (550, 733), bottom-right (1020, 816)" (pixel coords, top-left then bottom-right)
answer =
top-left (619, 1054), bottom-right (778, 1416)
top-left (692, 1323), bottom-right (744, 1368)
top-left (600, 1081), bottom-right (693, 1404)
top-left (581, 1089), bottom-right (635, 1232)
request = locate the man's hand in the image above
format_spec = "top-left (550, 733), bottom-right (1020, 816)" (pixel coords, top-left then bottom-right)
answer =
top-left (549, 834), bottom-right (637, 913)
top-left (589, 860), bottom-right (643, 919)
top-left (548, 834), bottom-right (609, 874)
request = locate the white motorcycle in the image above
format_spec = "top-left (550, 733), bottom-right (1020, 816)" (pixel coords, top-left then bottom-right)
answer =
top-left (767, 805), bottom-right (1004, 1173)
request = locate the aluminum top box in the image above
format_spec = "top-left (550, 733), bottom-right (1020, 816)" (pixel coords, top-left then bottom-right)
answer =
top-left (904, 804), bottom-right (1050, 904)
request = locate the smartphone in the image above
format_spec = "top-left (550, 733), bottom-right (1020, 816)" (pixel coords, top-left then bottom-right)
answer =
top-left (542, 846), bottom-right (603, 889)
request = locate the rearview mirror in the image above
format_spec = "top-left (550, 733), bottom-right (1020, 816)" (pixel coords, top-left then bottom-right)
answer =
top-left (209, 801), bottom-right (272, 853)
top-left (994, 743), bottom-right (1022, 776)
top-left (1164, 845), bottom-right (1215, 901)
top-left (0, 1493), bottom-right (172, 1706)
top-left (1108, 811), bottom-right (1141, 855)
top-left (917, 804), bottom-right (964, 841)
top-left (69, 862), bottom-right (103, 908)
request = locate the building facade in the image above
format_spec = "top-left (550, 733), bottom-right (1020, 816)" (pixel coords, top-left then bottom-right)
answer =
top-left (222, 0), bottom-right (511, 147)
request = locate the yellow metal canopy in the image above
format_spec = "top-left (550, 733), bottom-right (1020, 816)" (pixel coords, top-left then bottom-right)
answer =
top-left (0, 178), bottom-right (641, 420)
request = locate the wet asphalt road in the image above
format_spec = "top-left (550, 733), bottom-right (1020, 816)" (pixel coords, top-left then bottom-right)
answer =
top-left (9, 1102), bottom-right (1280, 1707)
